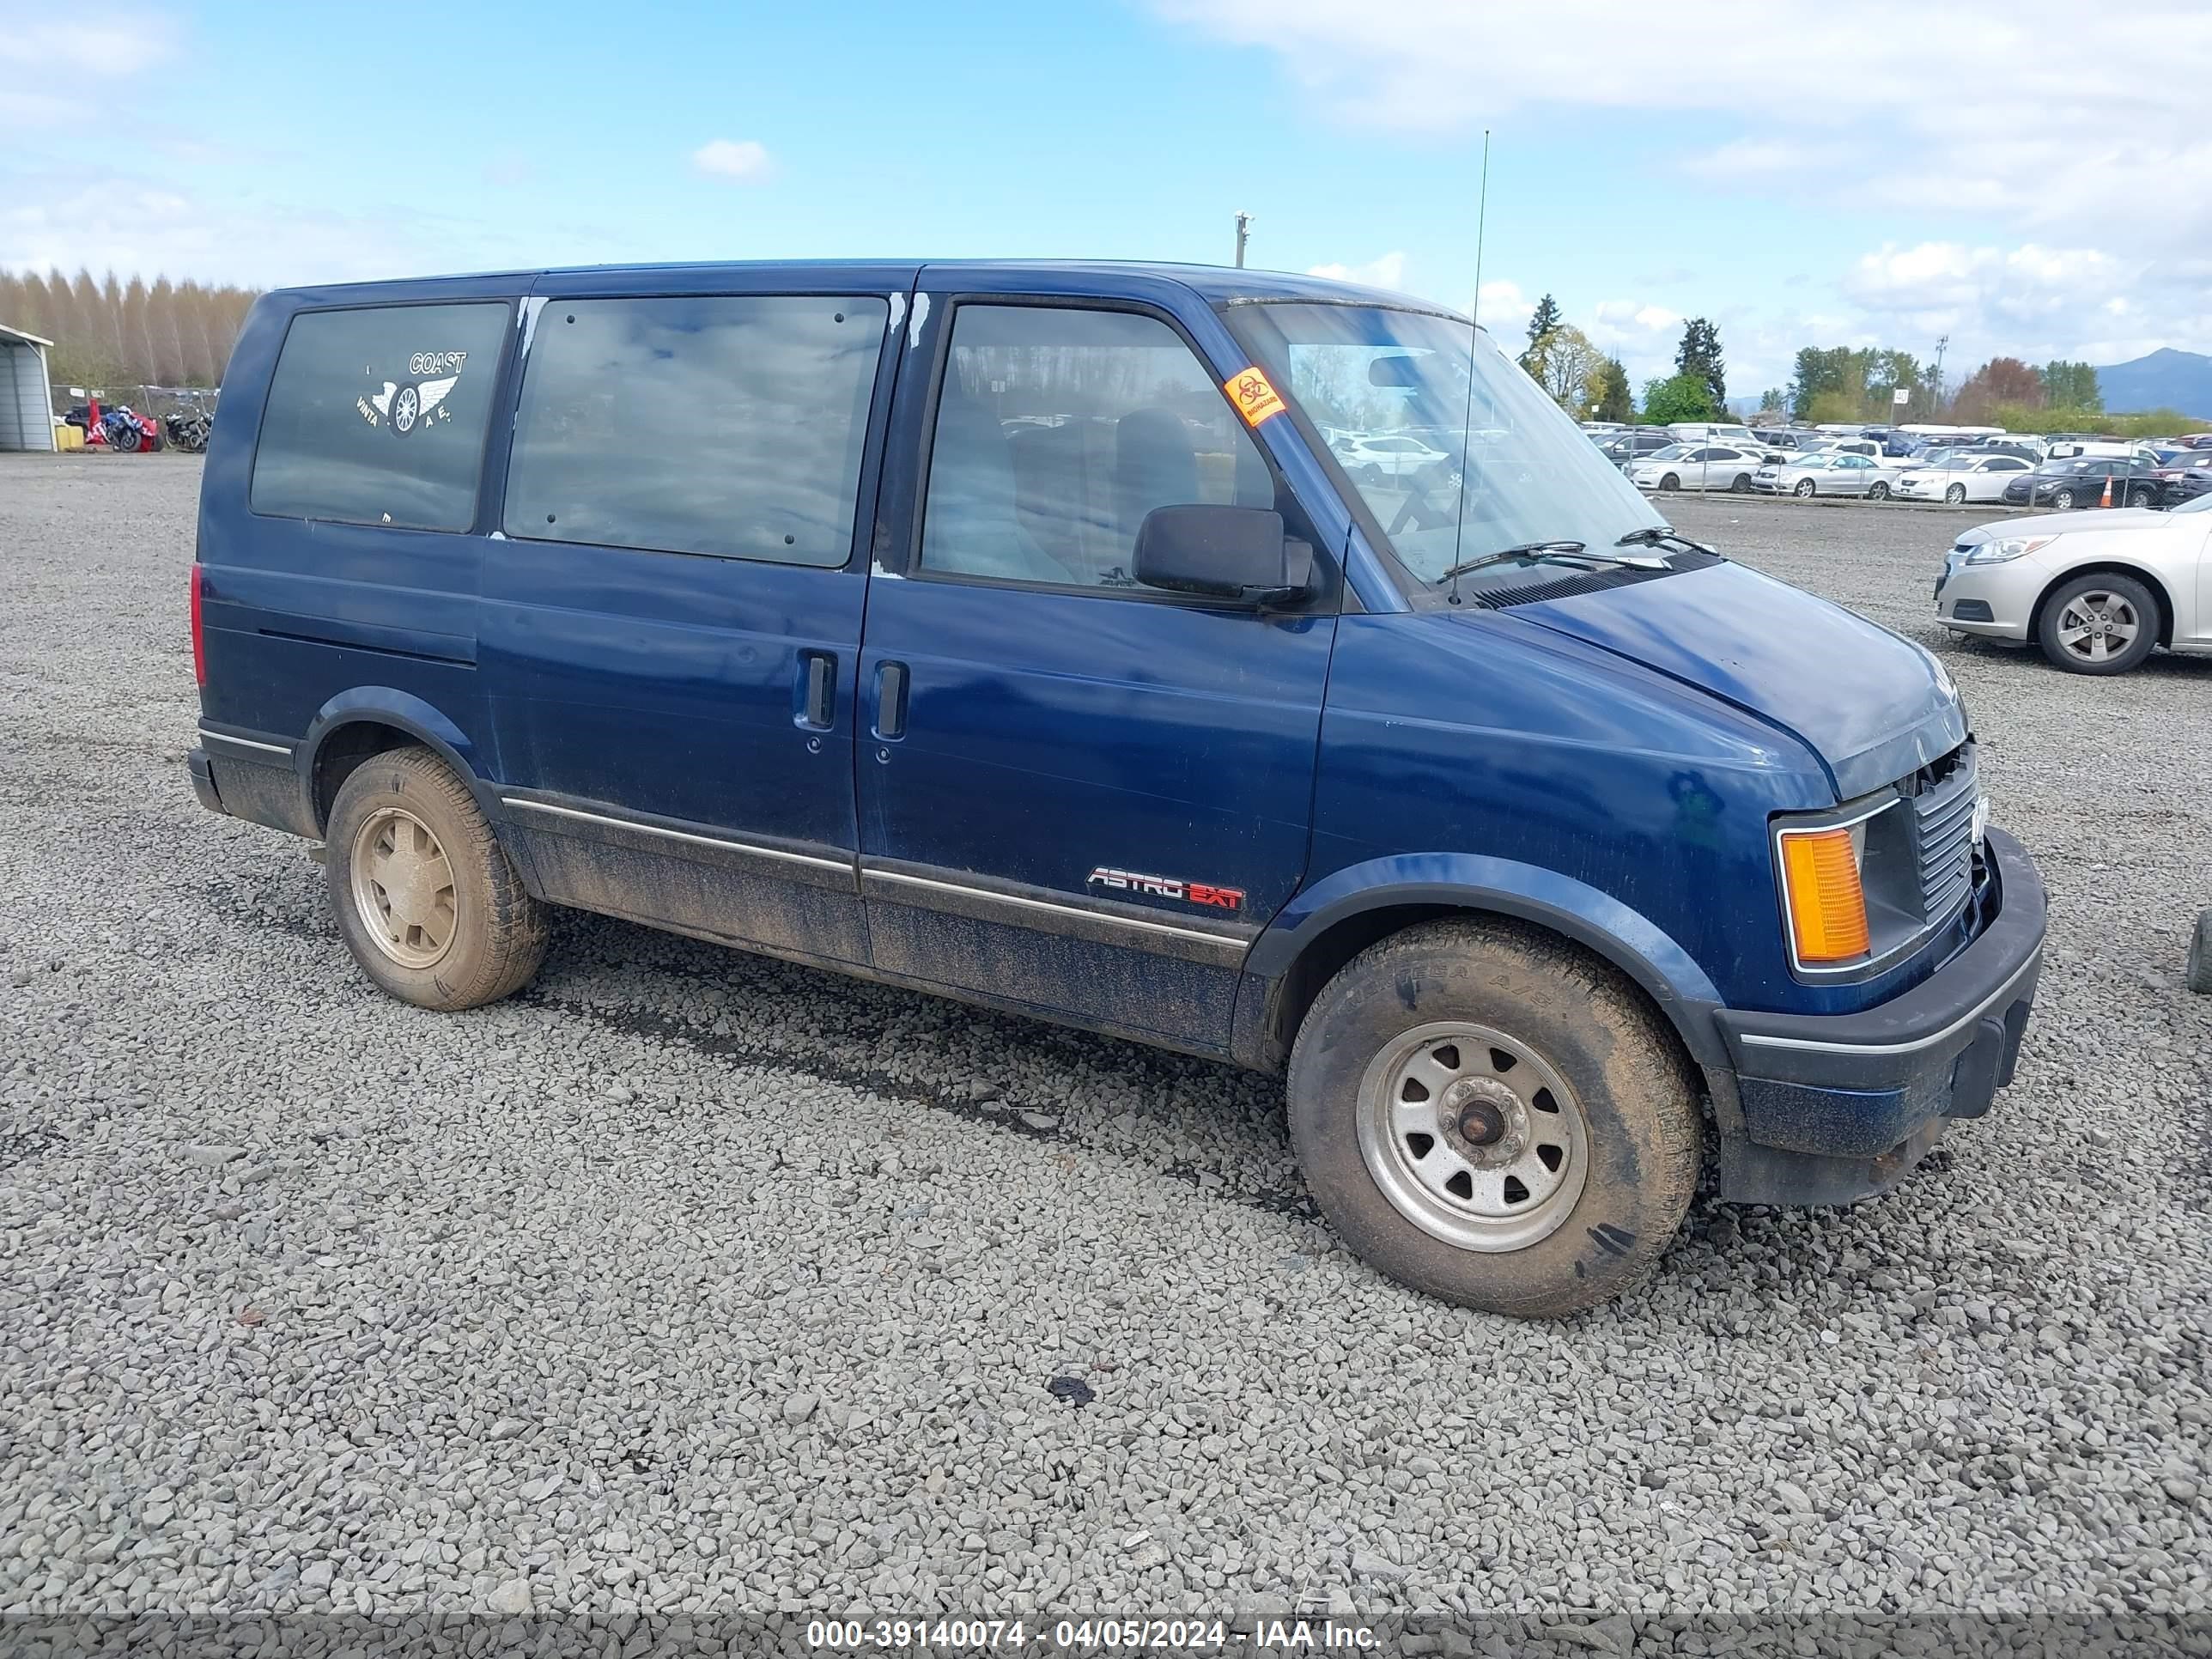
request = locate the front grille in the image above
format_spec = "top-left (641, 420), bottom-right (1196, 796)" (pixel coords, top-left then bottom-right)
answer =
top-left (1905, 744), bottom-right (1978, 924)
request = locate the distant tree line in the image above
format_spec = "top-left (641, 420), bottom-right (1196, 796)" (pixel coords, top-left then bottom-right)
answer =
top-left (1510, 289), bottom-right (2203, 432)
top-left (0, 268), bottom-right (260, 403)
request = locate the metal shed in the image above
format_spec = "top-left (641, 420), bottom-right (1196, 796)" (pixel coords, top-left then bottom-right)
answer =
top-left (1, 322), bottom-right (58, 452)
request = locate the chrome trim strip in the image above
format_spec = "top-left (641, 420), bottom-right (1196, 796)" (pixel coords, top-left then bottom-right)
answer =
top-left (863, 866), bottom-right (1249, 951)
top-left (1736, 948), bottom-right (2039, 1058)
top-left (199, 729), bottom-right (294, 759)
top-left (500, 798), bottom-right (852, 873)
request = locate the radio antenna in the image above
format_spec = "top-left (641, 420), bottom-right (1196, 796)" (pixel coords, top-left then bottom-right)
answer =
top-left (1447, 129), bottom-right (1492, 607)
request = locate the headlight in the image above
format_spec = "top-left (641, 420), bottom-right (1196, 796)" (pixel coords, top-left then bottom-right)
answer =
top-left (1964, 534), bottom-right (2057, 565)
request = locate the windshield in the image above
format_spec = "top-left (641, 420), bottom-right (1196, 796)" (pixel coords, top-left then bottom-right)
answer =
top-left (1221, 302), bottom-right (1662, 584)
top-left (1643, 444), bottom-right (1690, 461)
top-left (2176, 492), bottom-right (2212, 514)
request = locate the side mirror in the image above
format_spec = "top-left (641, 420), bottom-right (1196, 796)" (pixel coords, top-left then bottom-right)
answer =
top-left (1133, 504), bottom-right (1311, 606)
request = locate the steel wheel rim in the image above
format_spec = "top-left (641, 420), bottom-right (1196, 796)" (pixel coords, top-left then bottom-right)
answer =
top-left (1356, 1020), bottom-right (1589, 1254)
top-left (349, 806), bottom-right (458, 968)
top-left (2055, 591), bottom-right (2140, 665)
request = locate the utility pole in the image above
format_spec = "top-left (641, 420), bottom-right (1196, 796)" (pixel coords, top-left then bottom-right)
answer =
top-left (1931, 334), bottom-right (1949, 410)
top-left (1233, 211), bottom-right (1251, 269)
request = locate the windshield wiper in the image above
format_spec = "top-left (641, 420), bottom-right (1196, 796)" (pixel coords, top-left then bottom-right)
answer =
top-left (1437, 540), bottom-right (1589, 582)
top-left (1616, 526), bottom-right (1714, 557)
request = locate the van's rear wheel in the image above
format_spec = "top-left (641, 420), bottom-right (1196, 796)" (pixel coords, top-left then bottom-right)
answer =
top-left (1287, 920), bottom-right (1700, 1317)
top-left (325, 746), bottom-right (547, 1010)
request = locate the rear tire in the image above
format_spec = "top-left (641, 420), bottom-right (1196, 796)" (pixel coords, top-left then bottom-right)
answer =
top-left (1867, 481), bottom-right (1890, 500)
top-left (1730, 473), bottom-right (1752, 492)
top-left (1286, 920), bottom-right (1701, 1317)
top-left (325, 746), bottom-right (548, 1010)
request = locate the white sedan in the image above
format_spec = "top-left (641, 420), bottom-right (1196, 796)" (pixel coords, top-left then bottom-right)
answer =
top-left (1336, 433), bottom-right (1450, 483)
top-left (1893, 453), bottom-right (2036, 505)
top-left (1751, 452), bottom-right (1904, 498)
top-left (1624, 443), bottom-right (1768, 493)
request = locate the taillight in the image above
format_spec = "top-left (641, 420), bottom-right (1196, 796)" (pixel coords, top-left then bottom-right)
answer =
top-left (190, 563), bottom-right (206, 687)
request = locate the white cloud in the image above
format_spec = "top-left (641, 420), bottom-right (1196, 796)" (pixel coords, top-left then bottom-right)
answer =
top-left (0, 21), bottom-right (176, 79)
top-left (1306, 251), bottom-right (1406, 290)
top-left (690, 139), bottom-right (774, 183)
top-left (1160, 0), bottom-right (2212, 368)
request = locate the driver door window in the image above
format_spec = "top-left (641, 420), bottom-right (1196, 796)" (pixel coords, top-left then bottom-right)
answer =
top-left (919, 305), bottom-right (1272, 592)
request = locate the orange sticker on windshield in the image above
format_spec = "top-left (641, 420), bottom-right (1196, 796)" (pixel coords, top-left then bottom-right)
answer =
top-left (1225, 368), bottom-right (1286, 427)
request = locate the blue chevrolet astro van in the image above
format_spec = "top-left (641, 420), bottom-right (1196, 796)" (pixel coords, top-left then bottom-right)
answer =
top-left (187, 261), bottom-right (2045, 1316)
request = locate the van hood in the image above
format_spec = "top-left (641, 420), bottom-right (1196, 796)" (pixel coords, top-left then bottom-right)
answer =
top-left (1500, 560), bottom-right (1967, 799)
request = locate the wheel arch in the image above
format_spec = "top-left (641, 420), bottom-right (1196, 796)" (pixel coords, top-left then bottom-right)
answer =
top-left (2029, 561), bottom-right (2175, 650)
top-left (1236, 858), bottom-right (1729, 1079)
top-left (300, 690), bottom-right (499, 836)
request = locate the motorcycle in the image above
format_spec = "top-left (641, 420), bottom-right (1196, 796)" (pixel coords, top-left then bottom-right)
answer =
top-left (164, 410), bottom-right (212, 453)
top-left (97, 404), bottom-right (162, 453)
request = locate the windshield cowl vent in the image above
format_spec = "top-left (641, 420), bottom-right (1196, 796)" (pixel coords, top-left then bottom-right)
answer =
top-left (1463, 550), bottom-right (1721, 610)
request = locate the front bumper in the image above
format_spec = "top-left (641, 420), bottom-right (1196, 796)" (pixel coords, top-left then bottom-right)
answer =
top-left (1711, 827), bottom-right (2045, 1204)
top-left (1934, 553), bottom-right (2036, 641)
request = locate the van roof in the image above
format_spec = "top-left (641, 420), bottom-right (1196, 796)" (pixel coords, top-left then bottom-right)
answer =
top-left (268, 258), bottom-right (1469, 320)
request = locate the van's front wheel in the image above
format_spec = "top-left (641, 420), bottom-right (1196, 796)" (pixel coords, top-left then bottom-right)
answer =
top-left (1287, 920), bottom-right (1700, 1316)
top-left (325, 746), bottom-right (548, 1010)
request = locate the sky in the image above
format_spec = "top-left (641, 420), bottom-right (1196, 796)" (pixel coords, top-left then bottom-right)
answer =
top-left (3, 1), bottom-right (2209, 398)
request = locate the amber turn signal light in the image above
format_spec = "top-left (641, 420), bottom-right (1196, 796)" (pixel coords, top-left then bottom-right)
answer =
top-left (1780, 827), bottom-right (1870, 963)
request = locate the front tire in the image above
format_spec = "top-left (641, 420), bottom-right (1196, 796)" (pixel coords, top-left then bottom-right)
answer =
top-left (2035, 572), bottom-right (2159, 675)
top-left (1287, 920), bottom-right (1701, 1317)
top-left (1946, 483), bottom-right (1967, 505)
top-left (325, 746), bottom-right (548, 1010)
top-left (2051, 489), bottom-right (2075, 510)
top-left (1793, 478), bottom-right (1816, 497)
top-left (2127, 486), bottom-right (2155, 508)
top-left (1657, 473), bottom-right (1680, 492)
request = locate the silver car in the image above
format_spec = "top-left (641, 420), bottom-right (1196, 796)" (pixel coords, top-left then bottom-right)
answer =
top-left (1750, 452), bottom-right (1902, 499)
top-left (1935, 493), bottom-right (2212, 674)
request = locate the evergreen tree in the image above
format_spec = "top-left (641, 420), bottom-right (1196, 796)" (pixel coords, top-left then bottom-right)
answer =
top-left (1519, 293), bottom-right (1562, 370)
top-left (1674, 319), bottom-right (1727, 415)
top-left (1592, 356), bottom-right (1633, 423)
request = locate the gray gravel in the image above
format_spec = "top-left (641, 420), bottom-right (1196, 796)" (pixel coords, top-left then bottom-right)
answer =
top-left (0, 454), bottom-right (2207, 1621)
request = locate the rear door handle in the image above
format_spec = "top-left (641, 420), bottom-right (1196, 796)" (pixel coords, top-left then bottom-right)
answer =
top-left (800, 651), bottom-right (836, 730)
top-left (874, 660), bottom-right (908, 740)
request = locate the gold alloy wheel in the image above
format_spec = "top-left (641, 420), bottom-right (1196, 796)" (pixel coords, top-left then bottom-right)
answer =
top-left (349, 805), bottom-right (459, 969)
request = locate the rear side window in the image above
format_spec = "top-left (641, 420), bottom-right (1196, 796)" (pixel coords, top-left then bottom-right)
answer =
top-left (503, 295), bottom-right (888, 567)
top-left (251, 302), bottom-right (511, 531)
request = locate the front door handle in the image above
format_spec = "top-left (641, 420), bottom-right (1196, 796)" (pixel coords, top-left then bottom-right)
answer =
top-left (874, 660), bottom-right (908, 740)
top-left (800, 651), bottom-right (836, 730)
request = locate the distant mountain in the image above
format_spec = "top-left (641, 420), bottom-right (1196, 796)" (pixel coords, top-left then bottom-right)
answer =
top-left (2095, 347), bottom-right (2212, 418)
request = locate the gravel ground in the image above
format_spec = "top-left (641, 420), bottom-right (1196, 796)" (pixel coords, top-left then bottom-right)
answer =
top-left (1, 453), bottom-right (2206, 1624)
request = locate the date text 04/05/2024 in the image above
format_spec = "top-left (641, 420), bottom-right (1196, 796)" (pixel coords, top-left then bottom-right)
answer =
top-left (802, 1618), bottom-right (1380, 1650)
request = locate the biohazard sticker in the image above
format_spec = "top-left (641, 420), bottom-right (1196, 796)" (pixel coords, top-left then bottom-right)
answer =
top-left (1224, 367), bottom-right (1286, 427)
top-left (356, 349), bottom-right (469, 437)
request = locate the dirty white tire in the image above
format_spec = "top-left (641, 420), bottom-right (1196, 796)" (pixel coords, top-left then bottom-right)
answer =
top-left (1288, 920), bottom-right (1701, 1317)
top-left (325, 745), bottom-right (547, 1011)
